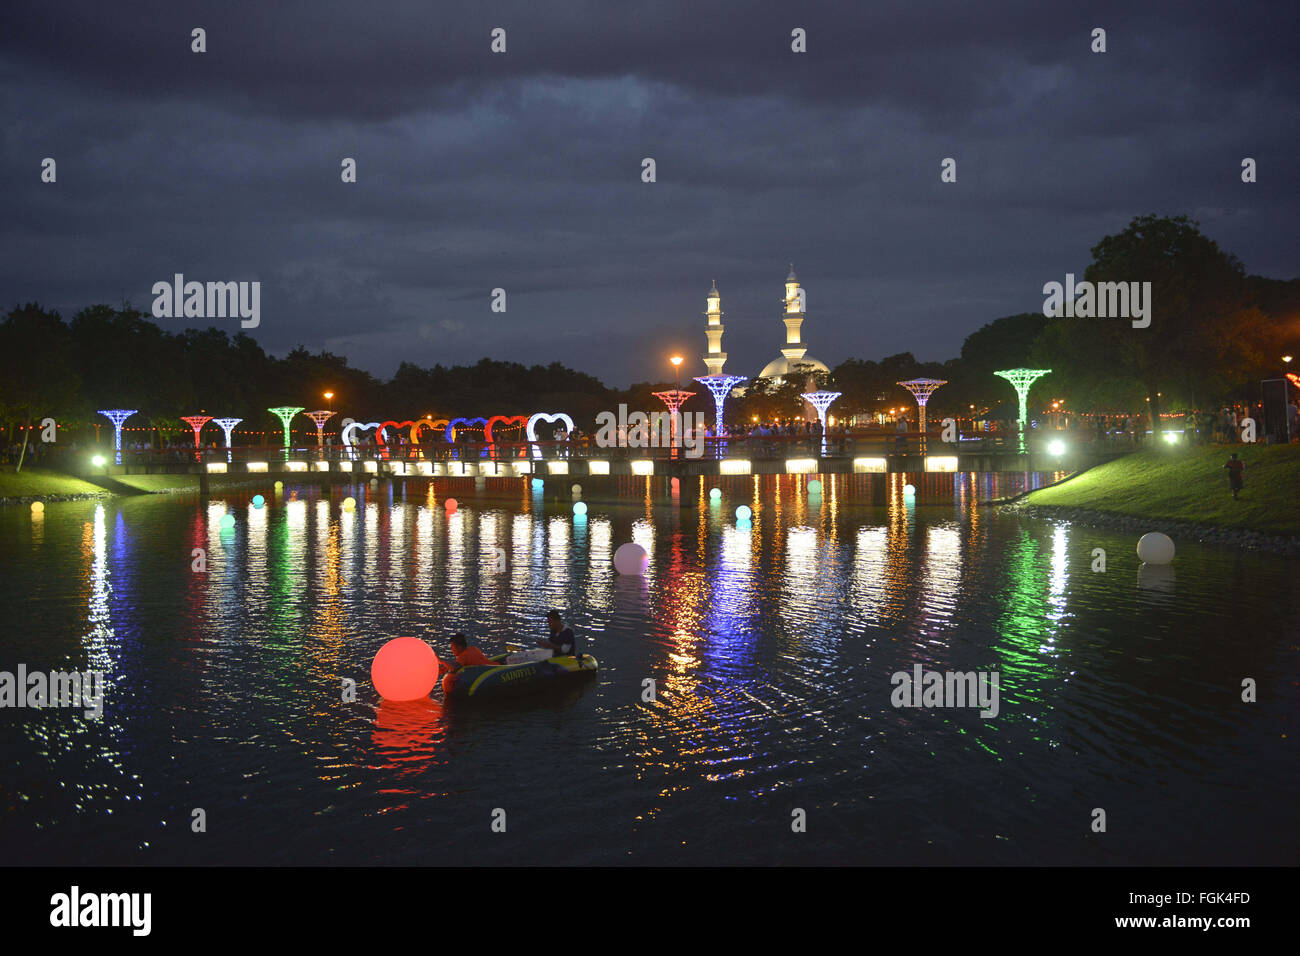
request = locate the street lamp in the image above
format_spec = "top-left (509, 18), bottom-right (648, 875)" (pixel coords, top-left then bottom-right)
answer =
top-left (670, 355), bottom-right (683, 392)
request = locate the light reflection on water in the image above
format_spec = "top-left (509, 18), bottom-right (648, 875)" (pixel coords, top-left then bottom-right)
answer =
top-left (0, 472), bottom-right (1295, 865)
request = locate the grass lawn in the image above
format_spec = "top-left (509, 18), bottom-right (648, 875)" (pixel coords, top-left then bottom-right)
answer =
top-left (1024, 443), bottom-right (1300, 536)
top-left (0, 467), bottom-right (109, 498)
top-left (112, 474), bottom-right (202, 492)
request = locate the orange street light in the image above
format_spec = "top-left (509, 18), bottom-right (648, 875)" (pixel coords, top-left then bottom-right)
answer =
top-left (1284, 355), bottom-right (1294, 364)
top-left (670, 355), bottom-right (683, 391)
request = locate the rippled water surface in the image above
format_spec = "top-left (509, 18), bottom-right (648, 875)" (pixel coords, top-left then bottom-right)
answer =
top-left (1, 474), bottom-right (1295, 865)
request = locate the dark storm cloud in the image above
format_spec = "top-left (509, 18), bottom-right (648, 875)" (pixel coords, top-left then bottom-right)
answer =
top-left (3, 0), bottom-right (1296, 386)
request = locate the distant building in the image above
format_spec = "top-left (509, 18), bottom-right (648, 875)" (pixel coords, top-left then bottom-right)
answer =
top-left (757, 265), bottom-right (829, 384)
top-left (702, 279), bottom-right (727, 375)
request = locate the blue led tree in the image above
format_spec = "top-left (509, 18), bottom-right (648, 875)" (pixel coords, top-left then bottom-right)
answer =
top-left (801, 391), bottom-right (841, 455)
top-left (694, 374), bottom-right (747, 446)
top-left (98, 409), bottom-right (137, 464)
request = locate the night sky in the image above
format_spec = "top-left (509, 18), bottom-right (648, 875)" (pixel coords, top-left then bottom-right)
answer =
top-left (4, 1), bottom-right (1296, 387)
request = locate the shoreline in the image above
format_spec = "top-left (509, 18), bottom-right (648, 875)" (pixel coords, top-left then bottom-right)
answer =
top-left (999, 500), bottom-right (1300, 555)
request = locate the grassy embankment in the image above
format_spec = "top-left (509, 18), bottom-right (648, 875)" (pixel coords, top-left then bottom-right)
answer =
top-left (1022, 443), bottom-right (1300, 536)
top-left (0, 467), bottom-right (108, 498)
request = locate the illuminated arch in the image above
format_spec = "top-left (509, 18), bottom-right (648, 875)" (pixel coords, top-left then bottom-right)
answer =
top-left (445, 417), bottom-right (488, 443)
top-left (484, 415), bottom-right (528, 444)
top-left (526, 412), bottom-right (576, 459)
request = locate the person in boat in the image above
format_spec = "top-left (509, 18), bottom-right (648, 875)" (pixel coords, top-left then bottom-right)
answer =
top-left (440, 633), bottom-right (497, 671)
top-left (535, 609), bottom-right (577, 658)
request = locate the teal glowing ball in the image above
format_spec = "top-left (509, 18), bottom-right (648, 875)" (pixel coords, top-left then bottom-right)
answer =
top-left (709, 488), bottom-right (721, 500)
top-left (252, 494), bottom-right (265, 508)
top-left (573, 501), bottom-right (587, 516)
top-left (903, 483), bottom-right (916, 497)
top-left (736, 505), bottom-right (752, 520)
top-left (219, 513), bottom-right (235, 530)
top-left (531, 478), bottom-right (543, 489)
top-left (807, 479), bottom-right (822, 494)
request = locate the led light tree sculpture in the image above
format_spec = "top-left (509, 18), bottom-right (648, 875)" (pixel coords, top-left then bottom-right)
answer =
top-left (801, 391), bottom-right (841, 456)
top-left (180, 415), bottom-right (212, 461)
top-left (303, 410), bottom-right (336, 449)
top-left (267, 406), bottom-right (305, 457)
top-left (994, 369), bottom-right (1051, 454)
top-left (896, 379), bottom-right (947, 455)
top-left (694, 374), bottom-right (747, 445)
top-left (212, 418), bottom-right (243, 462)
top-left (98, 409), bottom-right (137, 464)
top-left (652, 389), bottom-right (696, 459)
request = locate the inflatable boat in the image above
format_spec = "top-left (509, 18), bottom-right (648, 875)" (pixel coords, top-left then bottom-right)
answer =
top-left (441, 651), bottom-right (598, 701)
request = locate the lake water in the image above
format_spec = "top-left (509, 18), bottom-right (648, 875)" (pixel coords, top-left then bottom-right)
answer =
top-left (1, 473), bottom-right (1294, 865)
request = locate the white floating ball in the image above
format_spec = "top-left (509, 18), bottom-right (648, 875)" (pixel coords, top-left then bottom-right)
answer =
top-left (1137, 532), bottom-right (1175, 565)
top-left (573, 501), bottom-right (588, 516)
top-left (709, 488), bottom-right (721, 500)
top-left (903, 483), bottom-right (916, 497)
top-left (613, 541), bottom-right (649, 576)
top-left (736, 505), bottom-right (752, 521)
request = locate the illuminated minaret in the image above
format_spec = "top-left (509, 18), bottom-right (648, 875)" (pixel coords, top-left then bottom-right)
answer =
top-left (702, 279), bottom-right (726, 375)
top-left (781, 264), bottom-right (809, 368)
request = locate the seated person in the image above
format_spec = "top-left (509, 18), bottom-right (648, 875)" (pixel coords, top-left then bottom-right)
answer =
top-left (536, 609), bottom-right (577, 658)
top-left (439, 633), bottom-right (497, 670)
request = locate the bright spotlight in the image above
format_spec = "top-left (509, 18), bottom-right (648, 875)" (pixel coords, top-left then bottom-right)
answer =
top-left (1048, 440), bottom-right (1066, 456)
top-left (1163, 431), bottom-right (1179, 444)
top-left (92, 455), bottom-right (106, 467)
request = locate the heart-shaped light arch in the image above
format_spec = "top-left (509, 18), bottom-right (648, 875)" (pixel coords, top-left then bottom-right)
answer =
top-left (526, 412), bottom-right (576, 459)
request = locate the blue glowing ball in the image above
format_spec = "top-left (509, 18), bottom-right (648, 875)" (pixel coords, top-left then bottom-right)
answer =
top-left (903, 483), bottom-right (916, 497)
top-left (573, 501), bottom-right (588, 516)
top-left (252, 494), bottom-right (265, 508)
top-left (709, 488), bottom-right (722, 500)
top-left (531, 478), bottom-right (543, 490)
top-left (736, 505), bottom-right (752, 521)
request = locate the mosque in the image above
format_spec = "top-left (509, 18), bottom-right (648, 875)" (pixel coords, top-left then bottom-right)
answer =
top-left (701, 265), bottom-right (829, 384)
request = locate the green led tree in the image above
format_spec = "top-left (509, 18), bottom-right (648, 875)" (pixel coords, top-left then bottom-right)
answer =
top-left (268, 406), bottom-right (305, 455)
top-left (994, 369), bottom-right (1051, 453)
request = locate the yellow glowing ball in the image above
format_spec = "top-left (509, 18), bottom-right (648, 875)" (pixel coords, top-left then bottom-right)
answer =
top-left (342, 496), bottom-right (356, 511)
top-left (31, 501), bottom-right (44, 514)
top-left (371, 637), bottom-right (438, 701)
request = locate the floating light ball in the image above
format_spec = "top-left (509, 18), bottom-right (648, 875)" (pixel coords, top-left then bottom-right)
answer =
top-left (709, 488), bottom-right (721, 500)
top-left (219, 513), bottom-right (235, 530)
top-left (252, 494), bottom-right (265, 508)
top-left (671, 477), bottom-right (679, 489)
top-left (369, 477), bottom-right (378, 485)
top-left (531, 478), bottom-right (544, 490)
top-left (1137, 532), bottom-right (1175, 565)
top-left (573, 501), bottom-right (588, 516)
top-left (342, 496), bottom-right (356, 511)
top-left (445, 498), bottom-right (457, 512)
top-left (274, 480), bottom-right (283, 490)
top-left (736, 505), bottom-right (752, 521)
top-left (370, 636), bottom-right (438, 701)
top-left (903, 484), bottom-right (916, 497)
top-left (614, 541), bottom-right (649, 576)
top-left (31, 501), bottom-right (44, 514)
top-left (571, 483), bottom-right (582, 495)
top-left (807, 479), bottom-right (822, 494)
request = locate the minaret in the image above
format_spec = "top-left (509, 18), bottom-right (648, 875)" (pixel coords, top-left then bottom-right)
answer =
top-left (781, 264), bottom-right (809, 367)
top-left (703, 279), bottom-right (727, 375)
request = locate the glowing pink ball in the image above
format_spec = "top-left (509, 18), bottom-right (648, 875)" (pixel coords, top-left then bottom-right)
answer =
top-left (371, 637), bottom-right (438, 701)
top-left (445, 498), bottom-right (458, 513)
